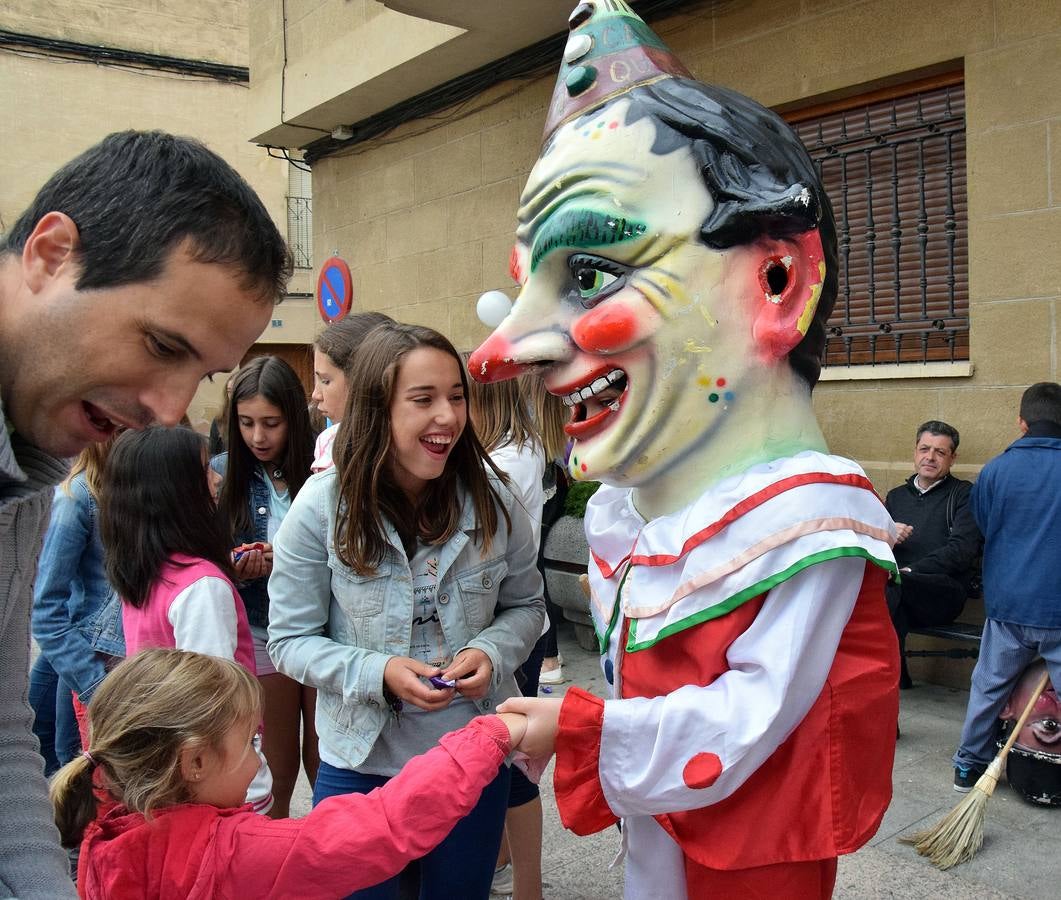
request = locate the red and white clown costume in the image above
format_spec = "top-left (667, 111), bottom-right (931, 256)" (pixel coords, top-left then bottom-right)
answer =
top-left (553, 451), bottom-right (899, 896)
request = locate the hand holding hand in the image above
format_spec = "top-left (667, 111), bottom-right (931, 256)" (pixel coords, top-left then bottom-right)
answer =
top-left (497, 712), bottom-right (528, 749)
top-left (441, 648), bottom-right (493, 700)
top-left (383, 656), bottom-right (455, 711)
top-left (496, 696), bottom-right (563, 758)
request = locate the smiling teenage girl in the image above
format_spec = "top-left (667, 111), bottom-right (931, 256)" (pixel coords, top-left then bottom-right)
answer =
top-left (268, 323), bottom-right (545, 900)
top-left (213, 356), bottom-right (317, 817)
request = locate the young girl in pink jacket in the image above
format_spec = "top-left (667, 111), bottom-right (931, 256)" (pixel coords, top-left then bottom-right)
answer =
top-left (99, 425), bottom-right (274, 814)
top-left (50, 648), bottom-right (526, 899)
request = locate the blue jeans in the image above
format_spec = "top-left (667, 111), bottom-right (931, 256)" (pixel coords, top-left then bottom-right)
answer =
top-left (29, 655), bottom-right (81, 776)
top-left (954, 619), bottom-right (1061, 769)
top-left (313, 760), bottom-right (511, 900)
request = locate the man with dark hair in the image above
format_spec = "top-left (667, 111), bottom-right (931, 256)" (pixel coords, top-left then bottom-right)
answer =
top-left (0, 130), bottom-right (290, 896)
top-left (471, 4), bottom-right (899, 896)
top-left (885, 420), bottom-right (981, 687)
top-left (952, 382), bottom-right (1061, 791)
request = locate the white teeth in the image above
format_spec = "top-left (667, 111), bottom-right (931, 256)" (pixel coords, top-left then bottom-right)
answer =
top-left (422, 436), bottom-right (452, 445)
top-left (561, 369), bottom-right (626, 407)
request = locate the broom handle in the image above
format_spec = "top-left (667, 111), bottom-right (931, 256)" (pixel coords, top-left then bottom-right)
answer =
top-left (996, 670), bottom-right (1051, 760)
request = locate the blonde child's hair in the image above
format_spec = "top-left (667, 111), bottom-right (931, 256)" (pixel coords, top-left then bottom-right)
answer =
top-left (49, 648), bottom-right (262, 847)
top-left (61, 431), bottom-right (119, 499)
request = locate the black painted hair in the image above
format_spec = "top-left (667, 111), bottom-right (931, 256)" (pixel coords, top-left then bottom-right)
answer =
top-left (577, 78), bottom-right (838, 388)
top-left (100, 426), bottom-right (235, 608)
top-left (218, 355), bottom-right (314, 538)
top-left (1, 130), bottom-right (292, 301)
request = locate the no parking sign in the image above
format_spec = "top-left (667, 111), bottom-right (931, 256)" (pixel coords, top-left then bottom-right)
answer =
top-left (316, 256), bottom-right (353, 323)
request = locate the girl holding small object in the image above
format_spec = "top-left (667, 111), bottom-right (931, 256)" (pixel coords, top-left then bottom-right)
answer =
top-left (268, 322), bottom-right (545, 900)
top-left (100, 426), bottom-right (273, 815)
top-left (213, 356), bottom-right (317, 817)
top-left (51, 648), bottom-right (528, 899)
top-left (310, 311), bottom-right (395, 472)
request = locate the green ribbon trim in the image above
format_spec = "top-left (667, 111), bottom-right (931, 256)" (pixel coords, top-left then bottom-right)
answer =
top-left (625, 547), bottom-right (898, 653)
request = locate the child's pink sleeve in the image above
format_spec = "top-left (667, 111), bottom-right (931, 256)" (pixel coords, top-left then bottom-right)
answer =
top-left (212, 716), bottom-right (511, 899)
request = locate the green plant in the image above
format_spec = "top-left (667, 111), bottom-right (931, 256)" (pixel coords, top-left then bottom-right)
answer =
top-left (563, 481), bottom-right (601, 518)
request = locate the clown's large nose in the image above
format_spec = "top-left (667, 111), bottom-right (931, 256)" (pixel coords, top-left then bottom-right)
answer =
top-left (467, 332), bottom-right (527, 384)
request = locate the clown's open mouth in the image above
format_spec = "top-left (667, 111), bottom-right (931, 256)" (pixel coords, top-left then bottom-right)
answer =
top-left (562, 368), bottom-right (628, 438)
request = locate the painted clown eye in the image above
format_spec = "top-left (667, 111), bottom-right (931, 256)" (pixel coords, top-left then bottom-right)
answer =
top-left (569, 254), bottom-right (626, 308)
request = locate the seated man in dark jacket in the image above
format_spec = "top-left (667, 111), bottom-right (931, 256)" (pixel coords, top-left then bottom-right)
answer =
top-left (885, 420), bottom-right (982, 686)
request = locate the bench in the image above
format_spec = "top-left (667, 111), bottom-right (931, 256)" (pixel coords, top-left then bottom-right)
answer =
top-left (905, 620), bottom-right (983, 660)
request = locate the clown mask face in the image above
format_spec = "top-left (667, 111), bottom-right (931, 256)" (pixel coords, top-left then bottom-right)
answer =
top-left (470, 99), bottom-right (825, 489)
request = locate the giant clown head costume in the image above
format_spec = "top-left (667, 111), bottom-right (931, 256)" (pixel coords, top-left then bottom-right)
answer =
top-left (469, 1), bottom-right (837, 509)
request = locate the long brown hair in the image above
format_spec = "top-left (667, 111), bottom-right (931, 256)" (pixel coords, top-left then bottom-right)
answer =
top-left (314, 311), bottom-right (395, 376)
top-left (332, 323), bottom-right (509, 574)
top-left (218, 356), bottom-right (314, 538)
top-left (464, 364), bottom-right (542, 456)
top-left (49, 648), bottom-right (261, 847)
top-left (100, 427), bottom-right (236, 607)
top-left (528, 377), bottom-right (569, 463)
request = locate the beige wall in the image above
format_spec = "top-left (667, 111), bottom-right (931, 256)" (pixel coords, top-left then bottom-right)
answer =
top-left (2, 0), bottom-right (248, 66)
top-left (1, 0), bottom-right (318, 430)
top-left (305, 0), bottom-right (1060, 486)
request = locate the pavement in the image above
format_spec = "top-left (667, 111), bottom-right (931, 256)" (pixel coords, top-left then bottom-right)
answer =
top-left (289, 623), bottom-right (1058, 898)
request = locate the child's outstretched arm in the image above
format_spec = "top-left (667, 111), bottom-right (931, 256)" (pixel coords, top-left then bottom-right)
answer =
top-left (210, 714), bottom-right (525, 899)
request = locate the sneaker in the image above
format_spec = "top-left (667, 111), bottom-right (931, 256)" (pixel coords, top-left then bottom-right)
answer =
top-left (490, 862), bottom-right (514, 895)
top-left (953, 764), bottom-right (986, 793)
top-left (539, 655), bottom-right (565, 685)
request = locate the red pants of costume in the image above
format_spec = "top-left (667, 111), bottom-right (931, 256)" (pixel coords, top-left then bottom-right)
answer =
top-left (685, 857), bottom-right (838, 899)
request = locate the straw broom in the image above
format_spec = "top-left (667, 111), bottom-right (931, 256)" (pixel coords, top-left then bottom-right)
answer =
top-left (902, 669), bottom-right (1051, 870)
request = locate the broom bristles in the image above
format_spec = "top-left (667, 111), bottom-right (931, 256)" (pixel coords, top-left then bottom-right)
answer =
top-left (899, 757), bottom-right (1003, 869)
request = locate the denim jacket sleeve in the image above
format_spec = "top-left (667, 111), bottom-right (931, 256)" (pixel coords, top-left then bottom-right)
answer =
top-left (31, 482), bottom-right (108, 701)
top-left (462, 487), bottom-right (546, 692)
top-left (267, 474), bottom-right (391, 708)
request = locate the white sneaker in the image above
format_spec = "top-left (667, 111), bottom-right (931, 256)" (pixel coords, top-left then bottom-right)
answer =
top-left (491, 862), bottom-right (514, 895)
top-left (539, 658), bottom-right (565, 685)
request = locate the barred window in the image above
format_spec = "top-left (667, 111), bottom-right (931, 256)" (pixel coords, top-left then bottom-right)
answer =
top-left (786, 75), bottom-right (968, 367)
top-left (287, 162), bottom-right (313, 270)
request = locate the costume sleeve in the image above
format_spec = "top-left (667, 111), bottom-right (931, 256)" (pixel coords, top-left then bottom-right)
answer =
top-left (909, 481), bottom-right (982, 577)
top-left (212, 717), bottom-right (511, 899)
top-left (167, 576), bottom-right (240, 659)
top-left (31, 482), bottom-right (109, 700)
top-left (554, 556), bottom-right (866, 828)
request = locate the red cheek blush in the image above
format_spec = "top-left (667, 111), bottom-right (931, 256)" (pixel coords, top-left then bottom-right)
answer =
top-left (571, 303), bottom-right (641, 354)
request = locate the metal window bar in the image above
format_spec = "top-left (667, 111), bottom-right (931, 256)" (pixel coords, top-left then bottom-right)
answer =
top-left (287, 196), bottom-right (313, 269)
top-left (793, 82), bottom-right (968, 367)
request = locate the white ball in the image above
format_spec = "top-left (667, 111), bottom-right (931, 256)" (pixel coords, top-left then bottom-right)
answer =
top-left (476, 290), bottom-right (513, 328)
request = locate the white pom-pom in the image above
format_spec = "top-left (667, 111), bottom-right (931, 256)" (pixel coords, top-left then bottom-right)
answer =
top-left (476, 290), bottom-right (513, 328)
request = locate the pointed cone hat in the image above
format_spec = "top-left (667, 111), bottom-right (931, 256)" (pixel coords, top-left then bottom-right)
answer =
top-left (543, 1), bottom-right (692, 141)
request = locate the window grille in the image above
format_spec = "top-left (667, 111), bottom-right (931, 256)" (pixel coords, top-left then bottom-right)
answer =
top-left (787, 76), bottom-right (968, 367)
top-left (287, 163), bottom-right (313, 270)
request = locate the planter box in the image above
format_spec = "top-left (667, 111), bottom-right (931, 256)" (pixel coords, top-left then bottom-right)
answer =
top-left (542, 515), bottom-right (598, 652)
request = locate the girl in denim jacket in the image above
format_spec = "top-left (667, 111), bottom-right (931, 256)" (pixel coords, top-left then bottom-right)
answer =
top-left (269, 323), bottom-right (545, 900)
top-left (213, 355), bottom-right (317, 817)
top-left (30, 437), bottom-right (124, 775)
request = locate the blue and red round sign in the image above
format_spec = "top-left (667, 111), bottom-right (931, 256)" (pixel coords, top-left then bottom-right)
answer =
top-left (316, 256), bottom-right (353, 323)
